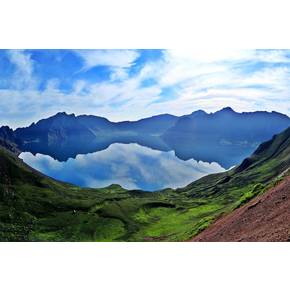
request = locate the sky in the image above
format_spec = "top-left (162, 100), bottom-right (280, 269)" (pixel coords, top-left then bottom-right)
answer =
top-left (0, 49), bottom-right (290, 128)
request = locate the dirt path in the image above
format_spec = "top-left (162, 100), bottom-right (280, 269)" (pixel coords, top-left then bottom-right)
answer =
top-left (191, 176), bottom-right (290, 242)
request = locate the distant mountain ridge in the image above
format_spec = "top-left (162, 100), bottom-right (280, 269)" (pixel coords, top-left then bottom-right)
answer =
top-left (163, 107), bottom-right (290, 167)
top-left (0, 120), bottom-right (289, 241)
top-left (1, 107), bottom-right (290, 168)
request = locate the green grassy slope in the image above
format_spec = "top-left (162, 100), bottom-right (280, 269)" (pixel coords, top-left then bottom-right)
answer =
top-left (0, 127), bottom-right (289, 241)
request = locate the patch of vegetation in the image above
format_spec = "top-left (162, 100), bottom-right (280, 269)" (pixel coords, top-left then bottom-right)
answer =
top-left (0, 127), bottom-right (289, 241)
top-left (30, 212), bottom-right (126, 242)
top-left (130, 203), bottom-right (223, 241)
top-left (234, 183), bottom-right (265, 209)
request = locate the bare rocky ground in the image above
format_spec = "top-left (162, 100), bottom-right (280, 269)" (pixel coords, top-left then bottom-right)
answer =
top-left (191, 176), bottom-right (290, 242)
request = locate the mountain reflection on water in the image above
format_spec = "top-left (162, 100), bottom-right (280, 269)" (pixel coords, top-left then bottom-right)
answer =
top-left (20, 143), bottom-right (225, 191)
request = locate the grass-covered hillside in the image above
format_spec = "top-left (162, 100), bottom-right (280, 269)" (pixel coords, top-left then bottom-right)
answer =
top-left (0, 127), bottom-right (289, 241)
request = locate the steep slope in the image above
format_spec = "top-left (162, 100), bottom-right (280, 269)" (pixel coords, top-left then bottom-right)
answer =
top-left (0, 144), bottom-right (133, 241)
top-left (162, 107), bottom-right (290, 168)
top-left (192, 175), bottom-right (290, 242)
top-left (0, 126), bottom-right (20, 154)
top-left (179, 126), bottom-right (290, 197)
top-left (0, 126), bottom-right (289, 241)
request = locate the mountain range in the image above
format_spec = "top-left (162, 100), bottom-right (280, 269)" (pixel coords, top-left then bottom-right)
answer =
top-left (0, 121), bottom-right (289, 241)
top-left (1, 107), bottom-right (289, 168)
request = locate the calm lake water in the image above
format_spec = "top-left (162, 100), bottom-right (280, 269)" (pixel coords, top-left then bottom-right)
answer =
top-left (20, 143), bottom-right (225, 191)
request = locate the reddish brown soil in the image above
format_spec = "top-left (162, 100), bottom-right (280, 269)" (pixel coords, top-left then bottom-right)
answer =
top-left (191, 176), bottom-right (290, 242)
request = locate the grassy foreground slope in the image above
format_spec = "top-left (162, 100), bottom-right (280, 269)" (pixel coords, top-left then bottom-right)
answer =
top-left (0, 127), bottom-right (289, 241)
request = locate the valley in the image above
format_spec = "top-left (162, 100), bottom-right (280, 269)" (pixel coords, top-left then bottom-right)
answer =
top-left (0, 117), bottom-right (289, 241)
top-left (0, 107), bottom-right (289, 193)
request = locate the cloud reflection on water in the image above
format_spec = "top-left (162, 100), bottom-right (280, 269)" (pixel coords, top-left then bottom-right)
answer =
top-left (20, 143), bottom-right (225, 191)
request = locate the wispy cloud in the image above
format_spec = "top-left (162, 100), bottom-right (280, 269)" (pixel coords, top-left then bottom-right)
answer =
top-left (75, 49), bottom-right (140, 72)
top-left (136, 49), bottom-right (290, 116)
top-left (0, 49), bottom-right (290, 128)
top-left (6, 50), bottom-right (37, 89)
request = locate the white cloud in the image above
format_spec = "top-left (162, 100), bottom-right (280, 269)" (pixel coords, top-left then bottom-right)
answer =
top-left (255, 50), bottom-right (290, 63)
top-left (1, 49), bottom-right (290, 129)
top-left (6, 50), bottom-right (36, 89)
top-left (135, 49), bottom-right (290, 116)
top-left (110, 68), bottom-right (129, 81)
top-left (75, 49), bottom-right (140, 71)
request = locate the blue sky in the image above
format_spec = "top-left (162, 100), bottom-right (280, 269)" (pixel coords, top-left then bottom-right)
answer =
top-left (0, 49), bottom-right (290, 128)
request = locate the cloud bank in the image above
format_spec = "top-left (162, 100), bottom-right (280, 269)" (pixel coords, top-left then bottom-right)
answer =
top-left (0, 49), bottom-right (289, 128)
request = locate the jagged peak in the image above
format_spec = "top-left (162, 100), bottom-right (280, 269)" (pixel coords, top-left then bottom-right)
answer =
top-left (0, 125), bottom-right (13, 131)
top-left (54, 112), bottom-right (75, 118)
top-left (217, 107), bottom-right (235, 113)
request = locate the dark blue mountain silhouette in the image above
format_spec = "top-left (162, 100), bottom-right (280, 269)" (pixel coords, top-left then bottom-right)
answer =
top-left (162, 107), bottom-right (290, 167)
top-left (2, 107), bottom-right (289, 168)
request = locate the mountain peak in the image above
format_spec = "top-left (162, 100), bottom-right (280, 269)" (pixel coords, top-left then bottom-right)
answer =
top-left (49, 112), bottom-right (76, 120)
top-left (218, 107), bottom-right (235, 113)
top-left (190, 109), bottom-right (207, 117)
top-left (54, 112), bottom-right (76, 118)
